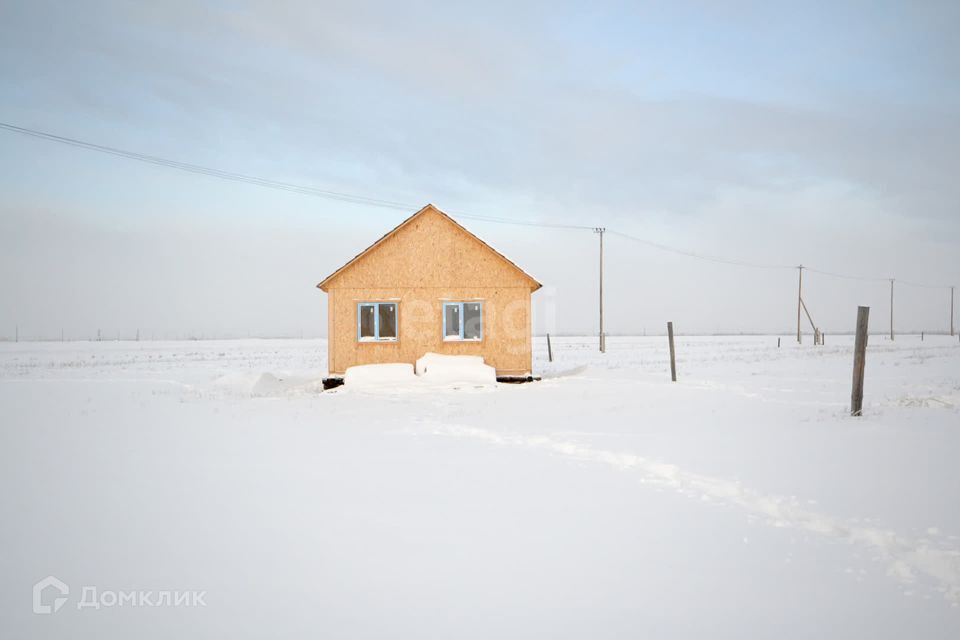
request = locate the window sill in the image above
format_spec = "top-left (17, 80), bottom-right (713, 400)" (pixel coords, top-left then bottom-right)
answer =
top-left (358, 338), bottom-right (398, 343)
top-left (443, 337), bottom-right (482, 342)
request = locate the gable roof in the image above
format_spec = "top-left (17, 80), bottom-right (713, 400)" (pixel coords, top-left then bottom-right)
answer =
top-left (316, 204), bottom-right (542, 292)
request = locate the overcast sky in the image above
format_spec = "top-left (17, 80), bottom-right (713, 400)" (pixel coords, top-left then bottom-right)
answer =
top-left (1, 0), bottom-right (958, 339)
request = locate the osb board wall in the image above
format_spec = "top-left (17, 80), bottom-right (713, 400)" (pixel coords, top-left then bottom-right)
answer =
top-left (327, 206), bottom-right (539, 291)
top-left (329, 286), bottom-right (531, 375)
top-left (325, 208), bottom-right (535, 375)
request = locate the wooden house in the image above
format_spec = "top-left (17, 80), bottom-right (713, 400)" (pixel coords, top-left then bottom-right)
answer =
top-left (317, 204), bottom-right (541, 382)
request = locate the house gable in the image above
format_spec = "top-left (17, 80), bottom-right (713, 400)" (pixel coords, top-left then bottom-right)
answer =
top-left (317, 204), bottom-right (542, 292)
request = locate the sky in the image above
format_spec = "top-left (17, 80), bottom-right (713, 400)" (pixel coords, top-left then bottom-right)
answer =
top-left (0, 0), bottom-right (958, 339)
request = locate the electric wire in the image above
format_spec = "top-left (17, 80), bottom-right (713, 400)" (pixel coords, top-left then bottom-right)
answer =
top-left (0, 120), bottom-right (951, 289)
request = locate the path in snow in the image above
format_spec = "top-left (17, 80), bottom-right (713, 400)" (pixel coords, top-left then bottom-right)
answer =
top-left (428, 423), bottom-right (960, 606)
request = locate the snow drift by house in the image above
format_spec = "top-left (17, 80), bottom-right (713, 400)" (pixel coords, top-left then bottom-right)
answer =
top-left (345, 353), bottom-right (496, 389)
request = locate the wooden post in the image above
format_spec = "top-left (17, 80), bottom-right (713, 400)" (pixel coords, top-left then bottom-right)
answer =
top-left (777, 337), bottom-right (781, 348)
top-left (921, 331), bottom-right (924, 342)
top-left (889, 279), bottom-right (895, 341)
top-left (61, 328), bottom-right (64, 342)
top-left (796, 265), bottom-right (803, 343)
top-left (851, 306), bottom-right (870, 416)
top-left (547, 333), bottom-right (553, 363)
top-left (14, 324), bottom-right (18, 343)
top-left (667, 322), bottom-right (677, 382)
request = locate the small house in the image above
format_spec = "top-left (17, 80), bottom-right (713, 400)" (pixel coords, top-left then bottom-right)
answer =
top-left (317, 204), bottom-right (542, 382)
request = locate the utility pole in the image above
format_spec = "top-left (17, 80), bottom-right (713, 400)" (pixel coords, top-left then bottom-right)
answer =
top-left (594, 227), bottom-right (606, 353)
top-left (889, 279), bottom-right (894, 341)
top-left (951, 286), bottom-right (955, 337)
top-left (796, 265), bottom-right (803, 343)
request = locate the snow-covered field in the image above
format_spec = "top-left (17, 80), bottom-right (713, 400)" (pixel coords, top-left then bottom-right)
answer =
top-left (2, 335), bottom-right (959, 638)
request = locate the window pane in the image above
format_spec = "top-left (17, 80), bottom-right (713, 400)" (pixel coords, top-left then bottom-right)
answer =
top-left (463, 303), bottom-right (482, 340)
top-left (378, 303), bottom-right (397, 339)
top-left (444, 304), bottom-right (460, 338)
top-left (359, 304), bottom-right (376, 338)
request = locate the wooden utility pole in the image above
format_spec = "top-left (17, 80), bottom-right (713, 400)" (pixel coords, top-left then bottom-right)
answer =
top-left (667, 321), bottom-right (677, 382)
top-left (889, 279), bottom-right (895, 341)
top-left (594, 227), bottom-right (606, 353)
top-left (796, 265), bottom-right (803, 343)
top-left (951, 286), bottom-right (955, 337)
top-left (547, 333), bottom-right (553, 362)
top-left (851, 306), bottom-right (870, 416)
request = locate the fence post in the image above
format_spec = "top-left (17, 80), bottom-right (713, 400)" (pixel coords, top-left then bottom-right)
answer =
top-left (547, 333), bottom-right (553, 363)
top-left (667, 322), bottom-right (677, 382)
top-left (851, 306), bottom-right (870, 416)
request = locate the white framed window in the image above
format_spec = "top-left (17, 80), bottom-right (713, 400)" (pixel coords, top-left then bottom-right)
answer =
top-left (357, 302), bottom-right (398, 342)
top-left (443, 302), bottom-right (482, 341)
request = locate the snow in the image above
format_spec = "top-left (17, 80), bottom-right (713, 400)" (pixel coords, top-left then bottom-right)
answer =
top-left (344, 362), bottom-right (416, 387)
top-left (414, 352), bottom-right (497, 386)
top-left (339, 353), bottom-right (496, 389)
top-left (1, 335), bottom-right (959, 638)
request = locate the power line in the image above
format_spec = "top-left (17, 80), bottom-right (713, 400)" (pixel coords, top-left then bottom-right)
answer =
top-left (0, 122), bottom-right (418, 210)
top-left (804, 268), bottom-right (952, 290)
top-left (608, 230), bottom-right (795, 270)
top-left (0, 121), bottom-right (593, 230)
top-left (451, 211), bottom-right (593, 230)
top-left (803, 267), bottom-right (889, 283)
top-left (0, 120), bottom-right (951, 288)
top-left (898, 279), bottom-right (952, 290)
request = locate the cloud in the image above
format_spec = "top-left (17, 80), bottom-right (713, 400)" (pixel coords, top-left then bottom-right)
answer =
top-left (0, 1), bottom-right (957, 335)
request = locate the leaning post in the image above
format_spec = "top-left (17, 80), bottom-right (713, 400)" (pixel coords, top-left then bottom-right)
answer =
top-left (667, 322), bottom-right (677, 382)
top-left (851, 306), bottom-right (870, 416)
top-left (547, 333), bottom-right (553, 363)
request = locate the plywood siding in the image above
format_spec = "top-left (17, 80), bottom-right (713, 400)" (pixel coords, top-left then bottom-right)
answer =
top-left (323, 207), bottom-right (535, 376)
top-left (326, 288), bottom-right (336, 374)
